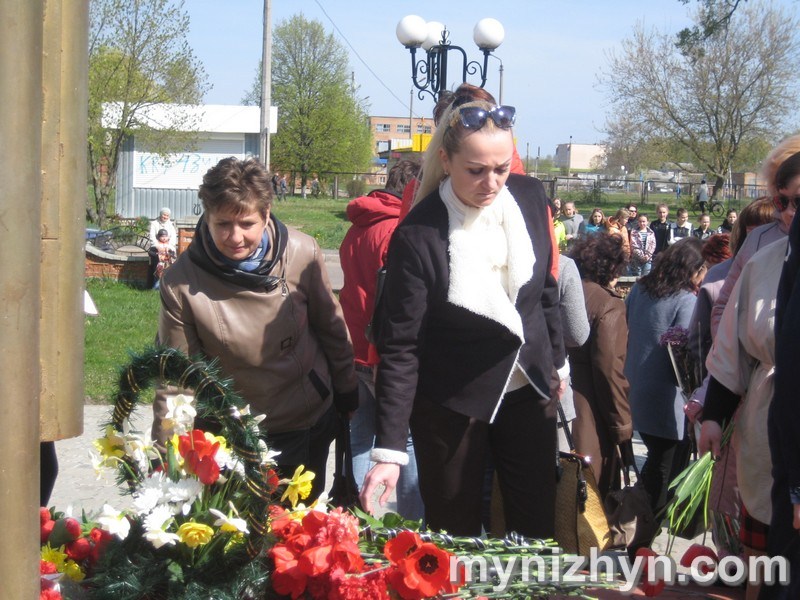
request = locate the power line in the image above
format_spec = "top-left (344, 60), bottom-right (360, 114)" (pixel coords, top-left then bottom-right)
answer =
top-left (312, 0), bottom-right (425, 120)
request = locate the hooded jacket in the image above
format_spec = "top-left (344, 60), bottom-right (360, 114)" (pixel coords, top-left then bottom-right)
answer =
top-left (339, 190), bottom-right (401, 366)
top-left (152, 214), bottom-right (358, 444)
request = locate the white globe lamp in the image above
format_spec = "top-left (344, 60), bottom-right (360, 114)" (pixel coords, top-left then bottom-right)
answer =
top-left (473, 18), bottom-right (505, 50)
top-left (396, 15), bottom-right (427, 48)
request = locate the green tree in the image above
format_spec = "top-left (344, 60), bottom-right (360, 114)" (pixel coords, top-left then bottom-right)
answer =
top-left (601, 2), bottom-right (800, 197)
top-left (676, 0), bottom-right (745, 53)
top-left (88, 0), bottom-right (208, 226)
top-left (244, 14), bottom-right (373, 191)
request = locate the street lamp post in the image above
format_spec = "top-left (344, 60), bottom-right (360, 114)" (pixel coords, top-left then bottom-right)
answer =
top-left (396, 15), bottom-right (505, 102)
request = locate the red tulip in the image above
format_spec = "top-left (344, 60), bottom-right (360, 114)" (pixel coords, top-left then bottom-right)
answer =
top-left (636, 547), bottom-right (666, 597)
top-left (680, 543), bottom-right (718, 574)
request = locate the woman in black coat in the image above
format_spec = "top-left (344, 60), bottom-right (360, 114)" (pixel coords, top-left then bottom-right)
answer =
top-left (359, 89), bottom-right (567, 538)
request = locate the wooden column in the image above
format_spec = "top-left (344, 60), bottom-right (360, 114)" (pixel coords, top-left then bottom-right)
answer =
top-left (0, 3), bottom-right (45, 597)
top-left (0, 1), bottom-right (87, 596)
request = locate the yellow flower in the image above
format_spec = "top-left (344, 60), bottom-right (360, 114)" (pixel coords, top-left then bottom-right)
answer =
top-left (93, 425), bottom-right (125, 460)
top-left (280, 465), bottom-right (315, 508)
top-left (176, 521), bottom-right (215, 548)
top-left (63, 560), bottom-right (85, 582)
top-left (41, 544), bottom-right (67, 569)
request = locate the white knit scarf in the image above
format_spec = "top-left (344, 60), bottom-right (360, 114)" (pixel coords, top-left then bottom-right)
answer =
top-left (440, 178), bottom-right (535, 341)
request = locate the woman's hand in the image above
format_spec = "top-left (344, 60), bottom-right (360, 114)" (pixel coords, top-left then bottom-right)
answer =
top-left (359, 463), bottom-right (400, 514)
top-left (698, 420), bottom-right (723, 460)
top-left (684, 399), bottom-right (704, 424)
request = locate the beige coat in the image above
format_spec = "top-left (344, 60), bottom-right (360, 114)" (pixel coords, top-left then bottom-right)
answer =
top-left (152, 217), bottom-right (357, 444)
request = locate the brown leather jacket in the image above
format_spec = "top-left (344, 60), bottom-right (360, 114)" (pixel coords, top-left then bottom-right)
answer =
top-left (152, 215), bottom-right (357, 444)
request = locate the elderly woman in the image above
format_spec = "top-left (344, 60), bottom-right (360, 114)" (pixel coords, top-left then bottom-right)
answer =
top-left (359, 89), bottom-right (567, 538)
top-left (701, 140), bottom-right (800, 600)
top-left (568, 233), bottom-right (632, 499)
top-left (152, 157), bottom-right (358, 501)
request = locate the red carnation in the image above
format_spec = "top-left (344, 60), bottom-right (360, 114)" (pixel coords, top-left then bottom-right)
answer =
top-left (66, 537), bottom-right (92, 562)
top-left (40, 520), bottom-right (55, 544)
top-left (40, 560), bottom-right (58, 575)
top-left (40, 508), bottom-right (52, 526)
top-left (89, 527), bottom-right (113, 563)
top-left (39, 589), bottom-right (62, 600)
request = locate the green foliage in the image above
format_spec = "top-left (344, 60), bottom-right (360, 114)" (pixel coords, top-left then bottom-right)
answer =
top-left (84, 279), bottom-right (161, 402)
top-left (254, 14), bottom-right (373, 185)
top-left (345, 177), bottom-right (367, 198)
top-left (676, 0), bottom-right (745, 56)
top-left (88, 0), bottom-right (208, 227)
top-left (601, 2), bottom-right (799, 192)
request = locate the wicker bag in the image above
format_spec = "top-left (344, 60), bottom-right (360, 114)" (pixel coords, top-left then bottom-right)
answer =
top-left (553, 401), bottom-right (611, 556)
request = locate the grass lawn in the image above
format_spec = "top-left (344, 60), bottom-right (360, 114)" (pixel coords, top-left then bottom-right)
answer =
top-left (84, 279), bottom-right (160, 403)
top-left (270, 195), bottom-right (352, 250)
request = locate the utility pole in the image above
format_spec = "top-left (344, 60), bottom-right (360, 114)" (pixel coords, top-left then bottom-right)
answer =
top-left (498, 61), bottom-right (504, 105)
top-left (259, 0), bottom-right (272, 171)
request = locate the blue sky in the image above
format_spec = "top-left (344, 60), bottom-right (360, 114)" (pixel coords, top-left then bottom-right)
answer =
top-left (183, 1), bottom-right (748, 158)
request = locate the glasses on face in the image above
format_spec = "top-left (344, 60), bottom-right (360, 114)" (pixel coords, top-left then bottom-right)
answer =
top-left (456, 105), bottom-right (516, 130)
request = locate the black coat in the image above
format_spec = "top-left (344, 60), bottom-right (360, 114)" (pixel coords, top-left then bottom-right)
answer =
top-left (374, 174), bottom-right (565, 452)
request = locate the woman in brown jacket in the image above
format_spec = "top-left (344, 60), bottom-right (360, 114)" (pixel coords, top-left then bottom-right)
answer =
top-left (152, 158), bottom-right (358, 501)
top-left (568, 234), bottom-right (634, 498)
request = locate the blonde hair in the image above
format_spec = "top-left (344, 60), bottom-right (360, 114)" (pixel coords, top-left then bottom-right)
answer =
top-left (413, 100), bottom-right (511, 208)
top-left (761, 134), bottom-right (800, 196)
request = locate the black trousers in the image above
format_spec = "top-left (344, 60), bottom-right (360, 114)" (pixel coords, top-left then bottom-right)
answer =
top-left (410, 386), bottom-right (557, 538)
top-left (639, 431), bottom-right (690, 513)
top-left (41, 441), bottom-right (58, 507)
top-left (269, 404), bottom-right (338, 502)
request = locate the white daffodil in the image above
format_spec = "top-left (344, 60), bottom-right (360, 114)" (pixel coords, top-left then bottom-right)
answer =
top-left (258, 440), bottom-right (281, 465)
top-left (123, 432), bottom-right (157, 473)
top-left (209, 508), bottom-right (249, 534)
top-left (143, 505), bottom-right (180, 549)
top-left (163, 394), bottom-right (196, 436)
top-left (97, 504), bottom-right (131, 540)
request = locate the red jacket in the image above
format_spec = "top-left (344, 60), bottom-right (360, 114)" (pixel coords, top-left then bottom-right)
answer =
top-left (339, 190), bottom-right (402, 366)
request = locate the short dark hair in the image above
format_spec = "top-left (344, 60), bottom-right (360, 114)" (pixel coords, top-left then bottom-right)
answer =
top-left (569, 234), bottom-right (628, 287)
top-left (385, 159), bottom-right (421, 197)
top-left (199, 157), bottom-right (272, 218)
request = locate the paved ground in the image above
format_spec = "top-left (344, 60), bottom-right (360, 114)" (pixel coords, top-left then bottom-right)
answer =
top-left (51, 252), bottom-right (744, 598)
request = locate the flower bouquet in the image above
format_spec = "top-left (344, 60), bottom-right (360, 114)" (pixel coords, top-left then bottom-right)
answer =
top-left (43, 347), bottom-right (609, 599)
top-left (49, 347), bottom-right (282, 599)
top-left (659, 325), bottom-right (703, 403)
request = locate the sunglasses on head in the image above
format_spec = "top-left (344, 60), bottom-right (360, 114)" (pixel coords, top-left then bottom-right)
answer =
top-left (456, 105), bottom-right (516, 130)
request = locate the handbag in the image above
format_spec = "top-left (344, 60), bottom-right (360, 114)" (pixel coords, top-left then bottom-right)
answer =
top-left (553, 401), bottom-right (612, 556)
top-left (604, 450), bottom-right (660, 549)
top-left (328, 411), bottom-right (362, 510)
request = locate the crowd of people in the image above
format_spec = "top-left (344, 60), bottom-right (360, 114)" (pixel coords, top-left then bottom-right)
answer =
top-left (128, 86), bottom-right (800, 597)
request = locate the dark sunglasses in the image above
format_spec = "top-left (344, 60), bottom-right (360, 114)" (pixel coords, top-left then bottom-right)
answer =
top-left (457, 105), bottom-right (516, 130)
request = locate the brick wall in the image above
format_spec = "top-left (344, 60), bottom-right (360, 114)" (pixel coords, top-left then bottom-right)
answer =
top-left (85, 245), bottom-right (149, 287)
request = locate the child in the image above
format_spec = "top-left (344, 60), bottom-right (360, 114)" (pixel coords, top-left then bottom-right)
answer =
top-left (629, 213), bottom-right (655, 276)
top-left (149, 228), bottom-right (176, 289)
